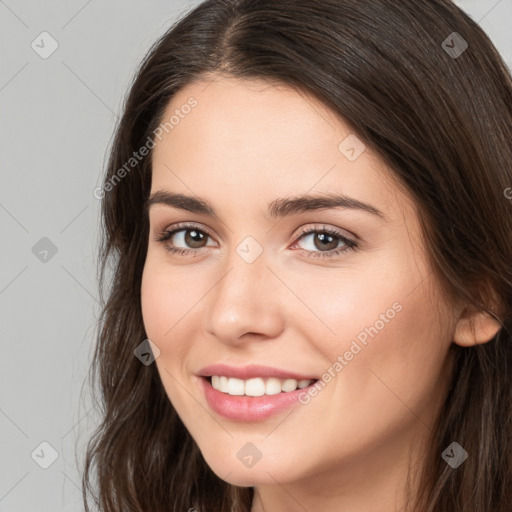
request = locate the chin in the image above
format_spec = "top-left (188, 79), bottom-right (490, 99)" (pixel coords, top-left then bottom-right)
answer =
top-left (201, 452), bottom-right (301, 487)
top-left (211, 468), bottom-right (277, 487)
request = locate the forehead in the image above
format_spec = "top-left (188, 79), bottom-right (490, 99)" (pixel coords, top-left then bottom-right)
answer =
top-left (150, 75), bottom-right (413, 224)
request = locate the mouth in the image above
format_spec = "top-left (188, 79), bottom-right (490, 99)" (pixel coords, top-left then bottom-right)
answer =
top-left (197, 367), bottom-right (320, 421)
top-left (206, 375), bottom-right (317, 396)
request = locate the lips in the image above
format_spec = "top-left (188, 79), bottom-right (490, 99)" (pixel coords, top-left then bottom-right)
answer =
top-left (197, 364), bottom-right (320, 421)
top-left (198, 363), bottom-right (318, 381)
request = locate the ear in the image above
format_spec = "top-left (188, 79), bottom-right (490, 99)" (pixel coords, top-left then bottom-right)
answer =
top-left (453, 305), bottom-right (503, 347)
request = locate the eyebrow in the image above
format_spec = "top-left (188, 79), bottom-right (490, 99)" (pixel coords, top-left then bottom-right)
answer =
top-left (146, 190), bottom-right (386, 220)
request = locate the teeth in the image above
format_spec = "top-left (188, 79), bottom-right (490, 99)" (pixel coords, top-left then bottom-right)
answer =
top-left (227, 377), bottom-right (245, 396)
top-left (219, 376), bottom-right (228, 393)
top-left (245, 378), bottom-right (266, 396)
top-left (210, 376), bottom-right (315, 396)
top-left (282, 379), bottom-right (298, 392)
top-left (265, 377), bottom-right (282, 395)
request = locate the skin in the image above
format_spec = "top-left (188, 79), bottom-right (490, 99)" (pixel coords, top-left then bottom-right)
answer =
top-left (140, 75), bottom-right (502, 512)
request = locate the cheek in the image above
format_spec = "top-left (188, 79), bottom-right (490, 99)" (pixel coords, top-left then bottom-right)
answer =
top-left (299, 257), bottom-right (451, 410)
top-left (282, 259), bottom-right (414, 357)
top-left (140, 257), bottom-right (204, 342)
top-left (140, 262), bottom-right (190, 389)
top-left (140, 265), bottom-right (169, 341)
top-left (140, 261), bottom-right (199, 414)
top-left (325, 280), bottom-right (451, 436)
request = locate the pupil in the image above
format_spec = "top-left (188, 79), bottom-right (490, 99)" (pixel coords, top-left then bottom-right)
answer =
top-left (185, 230), bottom-right (205, 248)
top-left (316, 233), bottom-right (337, 251)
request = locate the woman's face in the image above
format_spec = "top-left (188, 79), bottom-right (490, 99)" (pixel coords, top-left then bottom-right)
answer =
top-left (141, 75), bottom-right (457, 491)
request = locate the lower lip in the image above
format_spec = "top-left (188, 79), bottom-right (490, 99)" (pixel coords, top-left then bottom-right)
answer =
top-left (200, 377), bottom-right (317, 421)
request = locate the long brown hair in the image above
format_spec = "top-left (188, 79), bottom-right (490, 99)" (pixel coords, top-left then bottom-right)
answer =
top-left (82, 1), bottom-right (512, 510)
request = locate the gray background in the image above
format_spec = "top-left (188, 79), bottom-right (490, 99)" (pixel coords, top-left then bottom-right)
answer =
top-left (1, 1), bottom-right (511, 510)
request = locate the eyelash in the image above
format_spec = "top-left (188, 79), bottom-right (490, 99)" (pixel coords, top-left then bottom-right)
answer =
top-left (154, 222), bottom-right (358, 260)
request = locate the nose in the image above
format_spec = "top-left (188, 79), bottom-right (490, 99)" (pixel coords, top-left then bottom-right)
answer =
top-left (203, 246), bottom-right (286, 346)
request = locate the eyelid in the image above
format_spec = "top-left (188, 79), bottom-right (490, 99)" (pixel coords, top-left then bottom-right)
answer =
top-left (158, 221), bottom-right (216, 240)
top-left (291, 224), bottom-right (358, 254)
top-left (294, 223), bottom-right (356, 242)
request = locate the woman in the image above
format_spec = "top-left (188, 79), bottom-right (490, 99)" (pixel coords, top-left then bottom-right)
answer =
top-left (82, 1), bottom-right (512, 510)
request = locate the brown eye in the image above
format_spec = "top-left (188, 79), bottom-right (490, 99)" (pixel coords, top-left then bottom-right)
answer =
top-left (296, 230), bottom-right (349, 252)
top-left (292, 225), bottom-right (358, 260)
top-left (182, 229), bottom-right (208, 248)
top-left (312, 232), bottom-right (340, 251)
top-left (155, 224), bottom-right (216, 254)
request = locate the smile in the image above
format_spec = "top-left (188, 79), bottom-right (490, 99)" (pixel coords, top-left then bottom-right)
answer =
top-left (210, 375), bottom-right (315, 396)
top-left (197, 364), bottom-right (320, 421)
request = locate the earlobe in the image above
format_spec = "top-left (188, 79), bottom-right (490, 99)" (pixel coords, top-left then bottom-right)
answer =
top-left (453, 306), bottom-right (503, 347)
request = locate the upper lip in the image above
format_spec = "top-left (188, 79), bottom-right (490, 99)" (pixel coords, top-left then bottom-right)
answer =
top-left (198, 364), bottom-right (318, 381)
